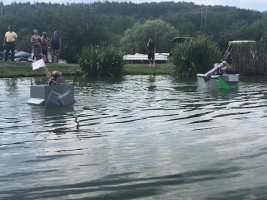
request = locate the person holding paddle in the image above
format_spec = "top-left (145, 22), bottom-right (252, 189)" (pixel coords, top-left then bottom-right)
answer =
top-left (48, 71), bottom-right (65, 86)
top-left (213, 60), bottom-right (232, 75)
top-left (204, 60), bottom-right (232, 82)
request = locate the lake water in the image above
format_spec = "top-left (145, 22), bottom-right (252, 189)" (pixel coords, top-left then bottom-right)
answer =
top-left (1, 75), bottom-right (267, 200)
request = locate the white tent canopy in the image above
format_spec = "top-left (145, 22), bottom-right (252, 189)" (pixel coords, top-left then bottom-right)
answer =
top-left (123, 53), bottom-right (169, 63)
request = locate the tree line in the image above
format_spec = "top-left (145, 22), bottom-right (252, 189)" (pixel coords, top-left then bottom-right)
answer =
top-left (0, 1), bottom-right (266, 63)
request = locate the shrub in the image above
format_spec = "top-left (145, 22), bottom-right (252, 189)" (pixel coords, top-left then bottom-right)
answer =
top-left (79, 45), bottom-right (124, 77)
top-left (171, 37), bottom-right (221, 77)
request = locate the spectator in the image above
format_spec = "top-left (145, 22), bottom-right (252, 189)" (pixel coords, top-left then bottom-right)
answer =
top-left (147, 37), bottom-right (156, 67)
top-left (3, 25), bottom-right (17, 62)
top-left (31, 29), bottom-right (42, 61)
top-left (50, 31), bottom-right (61, 63)
top-left (41, 32), bottom-right (50, 63)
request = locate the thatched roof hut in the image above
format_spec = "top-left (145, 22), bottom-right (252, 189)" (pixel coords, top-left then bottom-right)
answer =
top-left (228, 40), bottom-right (267, 75)
top-left (228, 40), bottom-right (257, 75)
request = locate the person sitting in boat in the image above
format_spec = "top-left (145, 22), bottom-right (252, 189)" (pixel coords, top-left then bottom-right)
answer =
top-left (48, 71), bottom-right (65, 85)
top-left (215, 60), bottom-right (232, 75)
top-left (207, 60), bottom-right (232, 75)
top-left (204, 60), bottom-right (232, 82)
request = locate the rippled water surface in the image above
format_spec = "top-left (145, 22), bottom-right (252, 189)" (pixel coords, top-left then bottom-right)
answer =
top-left (1, 75), bottom-right (267, 200)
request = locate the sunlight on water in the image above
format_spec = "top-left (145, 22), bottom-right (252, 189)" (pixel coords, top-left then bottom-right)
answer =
top-left (0, 76), bottom-right (267, 199)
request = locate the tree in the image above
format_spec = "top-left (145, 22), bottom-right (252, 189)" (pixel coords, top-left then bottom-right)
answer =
top-left (120, 19), bottom-right (177, 54)
top-left (0, 1), bottom-right (265, 63)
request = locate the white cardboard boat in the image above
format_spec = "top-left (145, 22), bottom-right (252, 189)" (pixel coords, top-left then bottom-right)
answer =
top-left (197, 61), bottom-right (239, 89)
top-left (27, 85), bottom-right (74, 106)
top-left (197, 74), bottom-right (239, 89)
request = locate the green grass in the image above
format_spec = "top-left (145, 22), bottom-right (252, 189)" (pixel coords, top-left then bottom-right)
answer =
top-left (0, 62), bottom-right (80, 78)
top-left (123, 63), bottom-right (175, 75)
top-left (0, 62), bottom-right (175, 77)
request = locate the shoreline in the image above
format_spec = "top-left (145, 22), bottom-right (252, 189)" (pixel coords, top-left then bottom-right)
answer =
top-left (0, 63), bottom-right (175, 78)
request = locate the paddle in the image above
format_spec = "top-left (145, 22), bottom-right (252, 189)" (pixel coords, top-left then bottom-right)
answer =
top-left (204, 44), bottom-right (233, 82)
top-left (222, 44), bottom-right (233, 61)
top-left (71, 70), bottom-right (80, 86)
top-left (203, 62), bottom-right (224, 82)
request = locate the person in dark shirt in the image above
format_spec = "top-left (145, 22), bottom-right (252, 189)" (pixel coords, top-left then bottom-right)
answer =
top-left (147, 37), bottom-right (156, 67)
top-left (50, 31), bottom-right (61, 63)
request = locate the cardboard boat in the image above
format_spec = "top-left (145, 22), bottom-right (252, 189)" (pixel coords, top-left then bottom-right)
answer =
top-left (197, 74), bottom-right (239, 89)
top-left (27, 85), bottom-right (74, 106)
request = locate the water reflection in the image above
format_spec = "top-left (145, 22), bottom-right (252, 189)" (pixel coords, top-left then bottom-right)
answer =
top-left (1, 76), bottom-right (267, 199)
top-left (0, 166), bottom-right (243, 199)
top-left (201, 88), bottom-right (240, 100)
top-left (204, 185), bottom-right (267, 200)
top-left (30, 105), bottom-right (80, 137)
top-left (32, 76), bottom-right (47, 85)
top-left (4, 78), bottom-right (17, 94)
top-left (147, 75), bottom-right (156, 91)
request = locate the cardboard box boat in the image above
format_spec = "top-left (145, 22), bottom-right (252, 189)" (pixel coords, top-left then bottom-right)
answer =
top-left (197, 74), bottom-right (239, 89)
top-left (27, 85), bottom-right (75, 106)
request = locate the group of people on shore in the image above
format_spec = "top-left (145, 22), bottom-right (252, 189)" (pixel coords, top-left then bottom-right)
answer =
top-left (2, 25), bottom-right (61, 63)
top-left (31, 29), bottom-right (61, 63)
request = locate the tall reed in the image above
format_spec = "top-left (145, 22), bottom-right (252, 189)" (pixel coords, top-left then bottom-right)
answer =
top-left (79, 45), bottom-right (124, 77)
top-left (171, 37), bottom-right (221, 77)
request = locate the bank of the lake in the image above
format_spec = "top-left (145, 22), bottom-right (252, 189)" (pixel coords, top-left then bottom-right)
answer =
top-left (122, 63), bottom-right (174, 75)
top-left (0, 62), bottom-right (79, 78)
top-left (0, 62), bottom-right (175, 78)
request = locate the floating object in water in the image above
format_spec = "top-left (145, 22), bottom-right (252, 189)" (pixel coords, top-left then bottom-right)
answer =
top-left (197, 74), bottom-right (239, 89)
top-left (27, 85), bottom-right (74, 106)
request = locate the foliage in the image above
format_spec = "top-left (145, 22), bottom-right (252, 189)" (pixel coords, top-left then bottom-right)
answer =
top-left (0, 2), bottom-right (266, 65)
top-left (171, 36), bottom-right (221, 77)
top-left (79, 45), bottom-right (124, 77)
top-left (120, 19), bottom-right (177, 54)
top-left (0, 62), bottom-right (79, 78)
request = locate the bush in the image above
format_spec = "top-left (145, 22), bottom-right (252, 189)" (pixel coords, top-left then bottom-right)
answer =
top-left (79, 45), bottom-right (124, 77)
top-left (171, 37), bottom-right (221, 77)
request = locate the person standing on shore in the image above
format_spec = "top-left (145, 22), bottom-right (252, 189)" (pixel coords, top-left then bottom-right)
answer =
top-left (31, 29), bottom-right (42, 61)
top-left (41, 32), bottom-right (50, 63)
top-left (147, 37), bottom-right (156, 67)
top-left (3, 25), bottom-right (17, 62)
top-left (50, 31), bottom-right (61, 63)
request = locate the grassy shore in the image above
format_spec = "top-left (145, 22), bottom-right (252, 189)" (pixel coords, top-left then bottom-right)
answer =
top-left (0, 62), bottom-right (80, 78)
top-left (0, 62), bottom-right (175, 78)
top-left (122, 63), bottom-right (175, 75)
